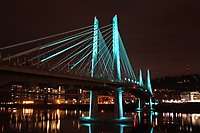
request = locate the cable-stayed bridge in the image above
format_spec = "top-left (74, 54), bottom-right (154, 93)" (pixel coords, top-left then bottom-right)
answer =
top-left (0, 15), bottom-right (154, 122)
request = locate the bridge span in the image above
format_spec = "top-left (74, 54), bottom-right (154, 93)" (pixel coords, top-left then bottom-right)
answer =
top-left (0, 65), bottom-right (150, 99)
top-left (0, 15), bottom-right (155, 122)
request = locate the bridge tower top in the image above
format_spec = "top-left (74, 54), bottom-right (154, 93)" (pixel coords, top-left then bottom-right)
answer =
top-left (91, 17), bottom-right (99, 78)
top-left (147, 69), bottom-right (153, 95)
top-left (139, 69), bottom-right (144, 87)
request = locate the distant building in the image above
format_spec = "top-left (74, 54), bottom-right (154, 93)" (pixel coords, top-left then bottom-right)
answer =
top-left (180, 91), bottom-right (200, 102)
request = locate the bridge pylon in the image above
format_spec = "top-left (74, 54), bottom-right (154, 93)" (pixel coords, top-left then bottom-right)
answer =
top-left (136, 69), bottom-right (143, 111)
top-left (147, 69), bottom-right (153, 110)
top-left (113, 15), bottom-right (124, 120)
top-left (89, 16), bottom-right (99, 119)
top-left (139, 69), bottom-right (144, 87)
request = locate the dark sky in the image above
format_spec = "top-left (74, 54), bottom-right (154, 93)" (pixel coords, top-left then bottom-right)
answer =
top-left (1, 0), bottom-right (200, 78)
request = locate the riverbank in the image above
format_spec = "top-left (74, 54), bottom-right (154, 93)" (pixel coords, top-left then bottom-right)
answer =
top-left (0, 103), bottom-right (137, 112)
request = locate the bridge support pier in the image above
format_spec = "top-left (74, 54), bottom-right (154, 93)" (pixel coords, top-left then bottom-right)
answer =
top-left (149, 98), bottom-right (153, 110)
top-left (138, 111), bottom-right (142, 124)
top-left (89, 90), bottom-right (98, 118)
top-left (114, 87), bottom-right (124, 119)
top-left (136, 98), bottom-right (142, 111)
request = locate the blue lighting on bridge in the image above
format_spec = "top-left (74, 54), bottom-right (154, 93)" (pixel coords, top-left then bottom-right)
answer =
top-left (88, 17), bottom-right (99, 119)
top-left (147, 69), bottom-right (153, 95)
top-left (139, 69), bottom-right (144, 87)
top-left (1, 14), bottom-right (156, 124)
top-left (138, 111), bottom-right (141, 124)
top-left (91, 17), bottom-right (99, 77)
top-left (138, 98), bottom-right (141, 110)
top-left (149, 98), bottom-right (153, 110)
top-left (89, 90), bottom-right (93, 118)
top-left (113, 15), bottom-right (121, 81)
top-left (118, 89), bottom-right (124, 118)
top-left (41, 37), bottom-right (92, 62)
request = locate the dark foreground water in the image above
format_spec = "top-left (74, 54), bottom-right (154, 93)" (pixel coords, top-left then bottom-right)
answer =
top-left (0, 107), bottom-right (200, 133)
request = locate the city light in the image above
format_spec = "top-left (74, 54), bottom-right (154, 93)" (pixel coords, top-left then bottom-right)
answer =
top-left (56, 99), bottom-right (61, 104)
top-left (22, 101), bottom-right (34, 104)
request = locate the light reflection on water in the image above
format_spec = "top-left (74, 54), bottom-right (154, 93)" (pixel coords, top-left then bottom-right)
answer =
top-left (0, 107), bottom-right (200, 133)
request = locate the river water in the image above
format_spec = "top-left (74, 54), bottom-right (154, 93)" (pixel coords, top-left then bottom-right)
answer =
top-left (0, 107), bottom-right (200, 133)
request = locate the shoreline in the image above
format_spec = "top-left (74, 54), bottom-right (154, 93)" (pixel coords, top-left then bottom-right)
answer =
top-left (1, 102), bottom-right (200, 113)
top-left (155, 102), bottom-right (200, 113)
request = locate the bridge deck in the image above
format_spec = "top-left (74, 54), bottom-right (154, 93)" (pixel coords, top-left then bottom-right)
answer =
top-left (0, 65), bottom-right (151, 99)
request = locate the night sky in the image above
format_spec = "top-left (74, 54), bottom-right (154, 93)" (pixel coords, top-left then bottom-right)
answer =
top-left (1, 0), bottom-right (200, 78)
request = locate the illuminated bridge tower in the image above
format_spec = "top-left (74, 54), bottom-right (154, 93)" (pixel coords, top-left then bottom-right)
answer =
top-left (89, 17), bottom-right (99, 118)
top-left (147, 69), bottom-right (153, 110)
top-left (136, 69), bottom-right (144, 111)
top-left (113, 15), bottom-right (124, 119)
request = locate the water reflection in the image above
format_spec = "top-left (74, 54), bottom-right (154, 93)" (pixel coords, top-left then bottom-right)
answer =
top-left (81, 123), bottom-right (133, 133)
top-left (0, 107), bottom-right (200, 133)
top-left (129, 111), bottom-right (157, 133)
top-left (161, 112), bottom-right (200, 132)
top-left (80, 111), bottom-right (158, 133)
top-left (5, 108), bottom-right (63, 132)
